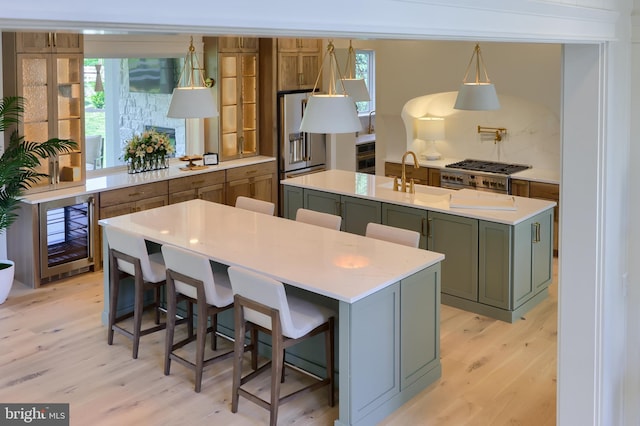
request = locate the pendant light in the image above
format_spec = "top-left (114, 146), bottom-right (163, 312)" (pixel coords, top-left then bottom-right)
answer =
top-left (167, 36), bottom-right (218, 119)
top-left (341, 40), bottom-right (370, 102)
top-left (299, 41), bottom-right (362, 134)
top-left (94, 63), bottom-right (104, 92)
top-left (453, 43), bottom-right (500, 111)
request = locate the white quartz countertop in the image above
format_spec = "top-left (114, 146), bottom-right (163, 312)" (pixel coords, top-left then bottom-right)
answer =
top-left (385, 156), bottom-right (560, 185)
top-left (282, 169), bottom-right (556, 226)
top-left (99, 199), bottom-right (443, 303)
top-left (19, 156), bottom-right (276, 204)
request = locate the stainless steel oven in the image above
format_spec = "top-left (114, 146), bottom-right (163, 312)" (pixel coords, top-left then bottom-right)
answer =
top-left (440, 159), bottom-right (530, 194)
top-left (39, 194), bottom-right (95, 282)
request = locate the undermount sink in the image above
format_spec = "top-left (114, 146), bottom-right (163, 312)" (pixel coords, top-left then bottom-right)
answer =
top-left (378, 181), bottom-right (453, 197)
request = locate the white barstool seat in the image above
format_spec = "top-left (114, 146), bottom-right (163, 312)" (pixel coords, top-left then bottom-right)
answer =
top-left (228, 266), bottom-right (335, 426)
top-left (365, 222), bottom-right (421, 248)
top-left (162, 244), bottom-right (242, 392)
top-left (295, 208), bottom-right (342, 230)
top-left (235, 196), bottom-right (275, 215)
top-left (105, 226), bottom-right (167, 359)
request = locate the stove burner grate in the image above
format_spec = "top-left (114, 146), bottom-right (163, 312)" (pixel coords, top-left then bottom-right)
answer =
top-left (445, 159), bottom-right (530, 175)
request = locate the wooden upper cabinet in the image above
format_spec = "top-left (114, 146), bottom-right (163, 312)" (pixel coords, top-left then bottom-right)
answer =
top-left (277, 38), bottom-right (321, 52)
top-left (277, 38), bottom-right (322, 91)
top-left (219, 52), bottom-right (258, 161)
top-left (16, 32), bottom-right (82, 53)
top-left (218, 36), bottom-right (258, 53)
top-left (2, 31), bottom-right (85, 192)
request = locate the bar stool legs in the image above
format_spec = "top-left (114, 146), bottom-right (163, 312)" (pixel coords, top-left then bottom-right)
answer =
top-left (107, 248), bottom-right (166, 359)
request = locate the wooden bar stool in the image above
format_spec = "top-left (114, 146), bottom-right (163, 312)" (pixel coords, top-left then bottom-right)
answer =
top-left (295, 208), bottom-right (342, 230)
top-left (105, 226), bottom-right (167, 359)
top-left (228, 265), bottom-right (335, 426)
top-left (235, 196), bottom-right (276, 215)
top-left (365, 222), bottom-right (421, 248)
top-left (162, 244), bottom-right (242, 393)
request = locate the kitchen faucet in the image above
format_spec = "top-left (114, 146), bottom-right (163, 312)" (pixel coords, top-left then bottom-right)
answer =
top-left (394, 150), bottom-right (420, 193)
top-left (368, 110), bottom-right (376, 134)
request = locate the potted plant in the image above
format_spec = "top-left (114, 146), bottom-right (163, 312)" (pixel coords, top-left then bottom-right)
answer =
top-left (0, 96), bottom-right (76, 304)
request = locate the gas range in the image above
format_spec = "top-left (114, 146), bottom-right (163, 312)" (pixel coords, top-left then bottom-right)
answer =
top-left (440, 159), bottom-right (531, 194)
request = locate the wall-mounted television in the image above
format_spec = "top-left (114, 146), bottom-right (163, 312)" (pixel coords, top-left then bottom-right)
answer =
top-left (128, 58), bottom-right (180, 94)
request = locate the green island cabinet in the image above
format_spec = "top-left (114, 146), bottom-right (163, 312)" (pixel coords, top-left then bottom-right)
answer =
top-left (288, 187), bottom-right (381, 235)
top-left (284, 185), bottom-right (554, 322)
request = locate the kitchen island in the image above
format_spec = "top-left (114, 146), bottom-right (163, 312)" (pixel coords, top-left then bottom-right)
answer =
top-left (282, 169), bottom-right (557, 322)
top-left (99, 199), bottom-right (444, 426)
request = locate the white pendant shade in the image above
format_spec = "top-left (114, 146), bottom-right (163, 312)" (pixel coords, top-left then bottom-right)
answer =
top-left (341, 78), bottom-right (370, 102)
top-left (300, 94), bottom-right (362, 134)
top-left (167, 87), bottom-right (218, 118)
top-left (454, 83), bottom-right (500, 110)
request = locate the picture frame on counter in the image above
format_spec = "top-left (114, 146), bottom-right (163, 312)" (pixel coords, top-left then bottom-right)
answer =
top-left (203, 153), bottom-right (219, 165)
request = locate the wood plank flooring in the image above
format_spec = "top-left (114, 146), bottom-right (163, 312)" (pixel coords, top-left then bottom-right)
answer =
top-left (0, 260), bottom-right (557, 425)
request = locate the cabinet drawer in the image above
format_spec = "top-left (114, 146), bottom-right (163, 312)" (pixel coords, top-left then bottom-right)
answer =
top-left (100, 181), bottom-right (168, 207)
top-left (169, 171), bottom-right (225, 193)
top-left (384, 162), bottom-right (429, 185)
top-left (529, 182), bottom-right (559, 200)
top-left (226, 161), bottom-right (275, 181)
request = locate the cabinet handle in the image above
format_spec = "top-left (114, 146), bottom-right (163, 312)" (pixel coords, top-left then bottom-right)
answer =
top-left (532, 222), bottom-right (541, 243)
top-left (427, 217), bottom-right (433, 239)
top-left (128, 192), bottom-right (141, 197)
top-left (191, 180), bottom-right (205, 186)
top-left (48, 32), bottom-right (53, 48)
top-left (52, 32), bottom-right (57, 47)
top-left (421, 218), bottom-right (427, 236)
top-left (336, 201), bottom-right (342, 217)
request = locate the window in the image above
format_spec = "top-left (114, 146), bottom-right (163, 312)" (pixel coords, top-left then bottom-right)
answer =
top-left (355, 49), bottom-right (375, 114)
top-left (84, 57), bottom-right (186, 172)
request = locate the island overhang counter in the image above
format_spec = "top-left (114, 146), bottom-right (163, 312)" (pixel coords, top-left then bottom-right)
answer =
top-left (99, 199), bottom-right (444, 426)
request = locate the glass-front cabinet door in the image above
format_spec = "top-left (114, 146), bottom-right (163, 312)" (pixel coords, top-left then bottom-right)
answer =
top-left (17, 53), bottom-right (84, 191)
top-left (220, 52), bottom-right (257, 161)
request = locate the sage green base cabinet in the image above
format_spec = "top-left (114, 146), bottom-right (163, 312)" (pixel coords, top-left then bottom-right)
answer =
top-left (282, 184), bottom-right (554, 323)
top-left (427, 211), bottom-right (479, 302)
top-left (337, 265), bottom-right (441, 426)
top-left (382, 202), bottom-right (428, 249)
top-left (282, 184), bottom-right (304, 219)
top-left (443, 208), bottom-right (554, 322)
top-left (302, 188), bottom-right (381, 235)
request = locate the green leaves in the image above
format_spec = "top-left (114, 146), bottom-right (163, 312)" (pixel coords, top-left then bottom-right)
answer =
top-left (0, 96), bottom-right (77, 232)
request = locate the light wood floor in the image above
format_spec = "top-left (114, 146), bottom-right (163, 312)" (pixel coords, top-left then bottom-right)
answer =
top-left (0, 260), bottom-right (557, 425)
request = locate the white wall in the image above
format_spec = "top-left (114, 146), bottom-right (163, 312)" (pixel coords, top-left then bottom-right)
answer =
top-left (400, 91), bottom-right (560, 169)
top-left (366, 40), bottom-right (561, 173)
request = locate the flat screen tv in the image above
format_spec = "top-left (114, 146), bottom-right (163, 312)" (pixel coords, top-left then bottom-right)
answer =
top-left (128, 58), bottom-right (180, 94)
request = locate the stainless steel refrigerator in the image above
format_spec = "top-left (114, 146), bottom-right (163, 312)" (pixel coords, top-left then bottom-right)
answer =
top-left (278, 91), bottom-right (326, 181)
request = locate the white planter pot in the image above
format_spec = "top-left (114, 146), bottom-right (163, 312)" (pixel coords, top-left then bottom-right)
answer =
top-left (0, 260), bottom-right (15, 304)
